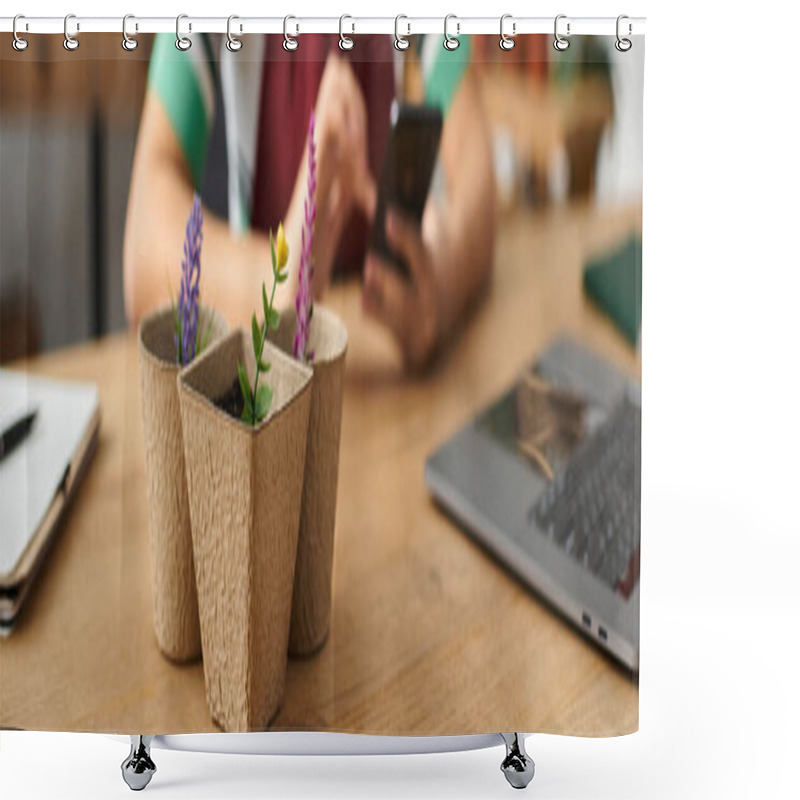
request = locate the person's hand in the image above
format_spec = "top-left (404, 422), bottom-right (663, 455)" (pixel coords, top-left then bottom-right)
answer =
top-left (310, 54), bottom-right (376, 296)
top-left (362, 209), bottom-right (440, 370)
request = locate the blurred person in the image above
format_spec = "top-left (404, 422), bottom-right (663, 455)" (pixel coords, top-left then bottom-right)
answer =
top-left (124, 34), bottom-right (494, 369)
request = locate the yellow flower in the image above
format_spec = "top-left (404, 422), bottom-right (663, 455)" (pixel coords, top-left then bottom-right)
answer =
top-left (276, 223), bottom-right (289, 270)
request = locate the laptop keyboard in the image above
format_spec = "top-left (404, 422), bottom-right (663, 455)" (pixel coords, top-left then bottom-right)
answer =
top-left (530, 397), bottom-right (641, 597)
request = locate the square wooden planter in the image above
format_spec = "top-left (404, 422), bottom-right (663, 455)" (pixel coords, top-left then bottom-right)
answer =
top-left (138, 305), bottom-right (227, 662)
top-left (177, 329), bottom-right (313, 730)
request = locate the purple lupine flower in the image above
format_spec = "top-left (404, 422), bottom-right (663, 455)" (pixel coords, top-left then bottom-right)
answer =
top-left (177, 194), bottom-right (204, 365)
top-left (294, 112), bottom-right (316, 362)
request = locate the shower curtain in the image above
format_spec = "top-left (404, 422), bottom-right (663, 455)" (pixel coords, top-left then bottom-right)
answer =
top-left (0, 23), bottom-right (644, 739)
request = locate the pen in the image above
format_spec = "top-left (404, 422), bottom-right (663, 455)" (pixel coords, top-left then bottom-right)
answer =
top-left (0, 409), bottom-right (38, 462)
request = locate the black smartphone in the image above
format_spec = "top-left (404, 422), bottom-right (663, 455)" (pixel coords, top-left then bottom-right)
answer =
top-left (368, 102), bottom-right (443, 279)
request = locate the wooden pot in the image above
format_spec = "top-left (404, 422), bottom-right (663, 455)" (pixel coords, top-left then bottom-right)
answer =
top-left (177, 329), bottom-right (312, 730)
top-left (138, 305), bottom-right (227, 662)
top-left (268, 305), bottom-right (347, 656)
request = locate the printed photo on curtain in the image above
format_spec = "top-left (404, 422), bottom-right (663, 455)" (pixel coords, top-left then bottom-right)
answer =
top-left (0, 18), bottom-right (644, 778)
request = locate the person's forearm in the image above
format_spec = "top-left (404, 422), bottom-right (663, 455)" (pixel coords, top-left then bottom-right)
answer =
top-left (429, 166), bottom-right (495, 342)
top-left (123, 98), bottom-right (299, 330)
top-left (124, 164), bottom-right (299, 328)
top-left (423, 70), bottom-right (496, 343)
top-left (429, 75), bottom-right (496, 345)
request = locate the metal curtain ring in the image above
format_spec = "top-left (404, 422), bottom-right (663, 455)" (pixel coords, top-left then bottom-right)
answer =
top-left (339, 14), bottom-right (354, 51)
top-left (615, 14), bottom-right (632, 52)
top-left (553, 14), bottom-right (570, 51)
top-left (63, 14), bottom-right (79, 51)
top-left (176, 14), bottom-right (192, 51)
top-left (283, 15), bottom-right (298, 51)
top-left (443, 14), bottom-right (460, 51)
top-left (499, 14), bottom-right (516, 51)
top-left (12, 14), bottom-right (29, 51)
top-left (227, 15), bottom-right (243, 52)
top-left (394, 14), bottom-right (410, 51)
top-left (122, 14), bottom-right (138, 51)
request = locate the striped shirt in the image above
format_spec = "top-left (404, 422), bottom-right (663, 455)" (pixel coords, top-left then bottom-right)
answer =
top-left (148, 33), bottom-right (471, 243)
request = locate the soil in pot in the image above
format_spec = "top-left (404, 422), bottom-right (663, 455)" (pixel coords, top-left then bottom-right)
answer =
top-left (215, 380), bottom-right (245, 419)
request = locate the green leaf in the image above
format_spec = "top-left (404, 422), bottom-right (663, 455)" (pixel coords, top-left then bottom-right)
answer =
top-left (258, 358), bottom-right (272, 373)
top-left (267, 307), bottom-right (280, 331)
top-left (254, 384), bottom-right (273, 422)
top-left (242, 386), bottom-right (255, 425)
top-left (276, 267), bottom-right (289, 284)
top-left (170, 298), bottom-right (179, 330)
top-left (270, 230), bottom-right (277, 274)
top-left (237, 361), bottom-right (252, 409)
top-left (251, 313), bottom-right (262, 356)
top-left (197, 310), bottom-right (215, 355)
top-left (262, 281), bottom-right (269, 324)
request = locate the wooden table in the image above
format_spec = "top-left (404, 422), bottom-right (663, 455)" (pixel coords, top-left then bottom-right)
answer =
top-left (0, 203), bottom-right (641, 736)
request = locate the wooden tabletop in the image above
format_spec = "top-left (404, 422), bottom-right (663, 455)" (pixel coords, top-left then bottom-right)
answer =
top-left (0, 203), bottom-right (641, 736)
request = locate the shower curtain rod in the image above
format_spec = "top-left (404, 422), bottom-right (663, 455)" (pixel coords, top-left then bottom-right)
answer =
top-left (0, 15), bottom-right (646, 37)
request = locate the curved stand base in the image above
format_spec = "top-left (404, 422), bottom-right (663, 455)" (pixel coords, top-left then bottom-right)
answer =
top-left (500, 733), bottom-right (535, 789)
top-left (121, 736), bottom-right (156, 791)
top-left (118, 732), bottom-right (532, 790)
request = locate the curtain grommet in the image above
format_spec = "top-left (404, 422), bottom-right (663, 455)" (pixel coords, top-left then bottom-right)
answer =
top-left (553, 14), bottom-right (570, 52)
top-left (12, 15), bottom-right (29, 51)
top-left (63, 13), bottom-right (79, 51)
top-left (394, 14), bottom-right (410, 51)
top-left (615, 15), bottom-right (632, 52)
top-left (339, 14), bottom-right (355, 51)
top-left (122, 14), bottom-right (138, 51)
top-left (283, 15), bottom-right (299, 52)
top-left (175, 14), bottom-right (192, 51)
top-left (443, 14), bottom-right (460, 51)
top-left (226, 15), bottom-right (243, 52)
top-left (499, 14), bottom-right (516, 51)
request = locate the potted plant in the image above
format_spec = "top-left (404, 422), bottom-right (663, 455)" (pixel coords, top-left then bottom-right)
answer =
top-left (268, 112), bottom-right (348, 656)
top-left (178, 225), bottom-right (313, 730)
top-left (138, 194), bottom-right (227, 662)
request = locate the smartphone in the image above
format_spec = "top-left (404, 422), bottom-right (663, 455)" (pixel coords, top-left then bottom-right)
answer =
top-left (368, 102), bottom-right (443, 279)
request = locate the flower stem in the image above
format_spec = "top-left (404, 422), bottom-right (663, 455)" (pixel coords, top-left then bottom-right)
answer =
top-left (251, 272), bottom-right (278, 410)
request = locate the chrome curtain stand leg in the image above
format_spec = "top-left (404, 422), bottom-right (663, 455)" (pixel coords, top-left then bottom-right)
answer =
top-left (500, 733), bottom-right (535, 789)
top-left (121, 735), bottom-right (156, 791)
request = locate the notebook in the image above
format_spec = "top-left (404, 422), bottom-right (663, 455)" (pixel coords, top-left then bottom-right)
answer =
top-left (0, 369), bottom-right (100, 632)
top-left (583, 235), bottom-right (643, 346)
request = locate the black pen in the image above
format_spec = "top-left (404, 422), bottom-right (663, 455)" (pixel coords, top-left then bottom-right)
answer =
top-left (0, 409), bottom-right (38, 462)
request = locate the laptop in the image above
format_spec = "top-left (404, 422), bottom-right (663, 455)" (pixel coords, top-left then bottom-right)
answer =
top-left (425, 336), bottom-right (640, 670)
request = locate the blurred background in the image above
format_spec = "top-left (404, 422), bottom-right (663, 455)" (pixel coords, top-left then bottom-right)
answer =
top-left (1, 35), bottom-right (150, 361)
top-left (0, 34), bottom-right (642, 363)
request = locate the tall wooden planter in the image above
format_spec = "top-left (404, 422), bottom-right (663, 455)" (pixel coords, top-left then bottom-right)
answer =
top-left (177, 329), bottom-right (313, 730)
top-left (268, 305), bottom-right (347, 656)
top-left (138, 306), bottom-right (227, 662)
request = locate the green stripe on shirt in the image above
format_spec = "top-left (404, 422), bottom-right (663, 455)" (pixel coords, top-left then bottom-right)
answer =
top-left (424, 35), bottom-right (471, 113)
top-left (148, 33), bottom-right (214, 189)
